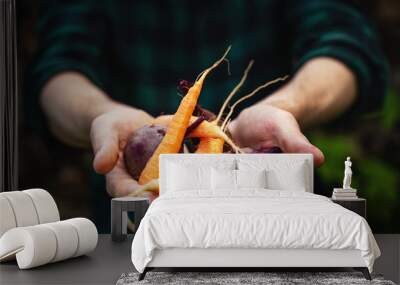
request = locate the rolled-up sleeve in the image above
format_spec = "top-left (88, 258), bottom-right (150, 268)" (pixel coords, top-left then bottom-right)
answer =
top-left (285, 0), bottom-right (389, 113)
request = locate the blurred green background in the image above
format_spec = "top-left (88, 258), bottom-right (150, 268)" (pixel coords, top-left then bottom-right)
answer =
top-left (17, 0), bottom-right (399, 233)
top-left (309, 87), bottom-right (400, 232)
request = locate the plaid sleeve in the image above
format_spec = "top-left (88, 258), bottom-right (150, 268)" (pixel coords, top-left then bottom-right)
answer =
top-left (285, 0), bottom-right (389, 114)
top-left (30, 0), bottom-right (109, 92)
top-left (25, 0), bottom-right (110, 132)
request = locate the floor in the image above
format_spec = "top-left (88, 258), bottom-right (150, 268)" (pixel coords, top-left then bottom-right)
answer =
top-left (0, 234), bottom-right (398, 284)
top-left (374, 234), bottom-right (400, 284)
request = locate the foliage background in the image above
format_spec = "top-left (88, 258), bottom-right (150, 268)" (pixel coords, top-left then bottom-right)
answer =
top-left (17, 0), bottom-right (400, 233)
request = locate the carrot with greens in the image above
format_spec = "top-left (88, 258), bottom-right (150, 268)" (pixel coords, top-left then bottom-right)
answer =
top-left (138, 46), bottom-right (231, 185)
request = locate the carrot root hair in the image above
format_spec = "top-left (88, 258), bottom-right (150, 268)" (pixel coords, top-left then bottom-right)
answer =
top-left (221, 75), bottom-right (289, 130)
top-left (215, 60), bottom-right (254, 124)
top-left (195, 46), bottom-right (231, 83)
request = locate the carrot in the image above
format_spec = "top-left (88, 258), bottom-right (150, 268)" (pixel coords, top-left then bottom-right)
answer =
top-left (131, 179), bottom-right (160, 196)
top-left (152, 114), bottom-right (198, 127)
top-left (151, 60), bottom-right (255, 156)
top-left (153, 115), bottom-right (223, 139)
top-left (139, 46), bottom-right (231, 185)
top-left (153, 59), bottom-right (255, 156)
top-left (195, 138), bottom-right (224, 153)
top-left (153, 115), bottom-right (240, 151)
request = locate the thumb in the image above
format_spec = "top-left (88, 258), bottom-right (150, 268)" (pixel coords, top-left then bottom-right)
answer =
top-left (91, 120), bottom-right (119, 174)
top-left (278, 129), bottom-right (325, 167)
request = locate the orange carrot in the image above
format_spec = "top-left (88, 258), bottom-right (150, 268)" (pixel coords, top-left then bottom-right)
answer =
top-left (153, 115), bottom-right (240, 152)
top-left (153, 115), bottom-right (223, 139)
top-left (131, 179), bottom-right (160, 196)
top-left (195, 137), bottom-right (224, 153)
top-left (139, 46), bottom-right (231, 185)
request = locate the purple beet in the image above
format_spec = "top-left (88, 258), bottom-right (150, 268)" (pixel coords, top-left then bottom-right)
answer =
top-left (124, 125), bottom-right (167, 180)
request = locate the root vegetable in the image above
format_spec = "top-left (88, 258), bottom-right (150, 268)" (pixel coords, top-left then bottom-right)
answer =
top-left (195, 138), bottom-right (224, 153)
top-left (123, 125), bottom-right (167, 180)
top-left (139, 46), bottom-right (231, 185)
top-left (153, 115), bottom-right (241, 152)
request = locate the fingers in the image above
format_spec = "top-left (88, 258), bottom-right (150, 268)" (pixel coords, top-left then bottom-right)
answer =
top-left (90, 117), bottom-right (119, 174)
top-left (105, 154), bottom-right (141, 197)
top-left (106, 172), bottom-right (140, 197)
top-left (106, 158), bottom-right (160, 200)
top-left (230, 106), bottom-right (325, 166)
top-left (228, 119), bottom-right (253, 147)
top-left (277, 128), bottom-right (325, 167)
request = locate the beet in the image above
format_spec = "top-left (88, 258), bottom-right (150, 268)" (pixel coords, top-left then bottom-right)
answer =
top-left (124, 125), bottom-right (167, 180)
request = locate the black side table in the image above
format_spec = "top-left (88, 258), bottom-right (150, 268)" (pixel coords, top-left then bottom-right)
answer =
top-left (111, 197), bottom-right (149, 242)
top-left (331, 198), bottom-right (366, 219)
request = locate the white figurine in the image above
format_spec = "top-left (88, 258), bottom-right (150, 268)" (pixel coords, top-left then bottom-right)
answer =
top-left (343, 157), bottom-right (353, 189)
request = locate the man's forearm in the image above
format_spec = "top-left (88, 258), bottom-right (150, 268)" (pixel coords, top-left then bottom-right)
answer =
top-left (262, 57), bottom-right (357, 128)
top-left (40, 72), bottom-right (148, 147)
top-left (40, 72), bottom-right (118, 147)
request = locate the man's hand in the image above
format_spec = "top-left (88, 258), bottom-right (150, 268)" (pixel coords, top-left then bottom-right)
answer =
top-left (229, 57), bottom-right (357, 167)
top-left (90, 105), bottom-right (157, 198)
top-left (41, 72), bottom-right (158, 198)
top-left (229, 104), bottom-right (325, 166)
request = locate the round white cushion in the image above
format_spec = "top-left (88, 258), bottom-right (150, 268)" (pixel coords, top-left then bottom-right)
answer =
top-left (0, 196), bottom-right (17, 237)
top-left (0, 191), bottom-right (39, 227)
top-left (23, 189), bottom-right (60, 224)
top-left (42, 221), bottom-right (79, 262)
top-left (0, 226), bottom-right (57, 269)
top-left (65, 218), bottom-right (98, 257)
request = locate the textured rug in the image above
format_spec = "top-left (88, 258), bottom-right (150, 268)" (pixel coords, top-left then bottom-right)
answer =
top-left (117, 272), bottom-right (395, 285)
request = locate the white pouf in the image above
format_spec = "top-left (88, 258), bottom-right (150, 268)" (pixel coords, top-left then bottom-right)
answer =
top-left (23, 188), bottom-right (60, 224)
top-left (0, 189), bottom-right (98, 269)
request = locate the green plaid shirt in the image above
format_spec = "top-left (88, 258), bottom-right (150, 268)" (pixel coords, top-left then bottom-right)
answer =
top-left (31, 0), bottom-right (387, 118)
